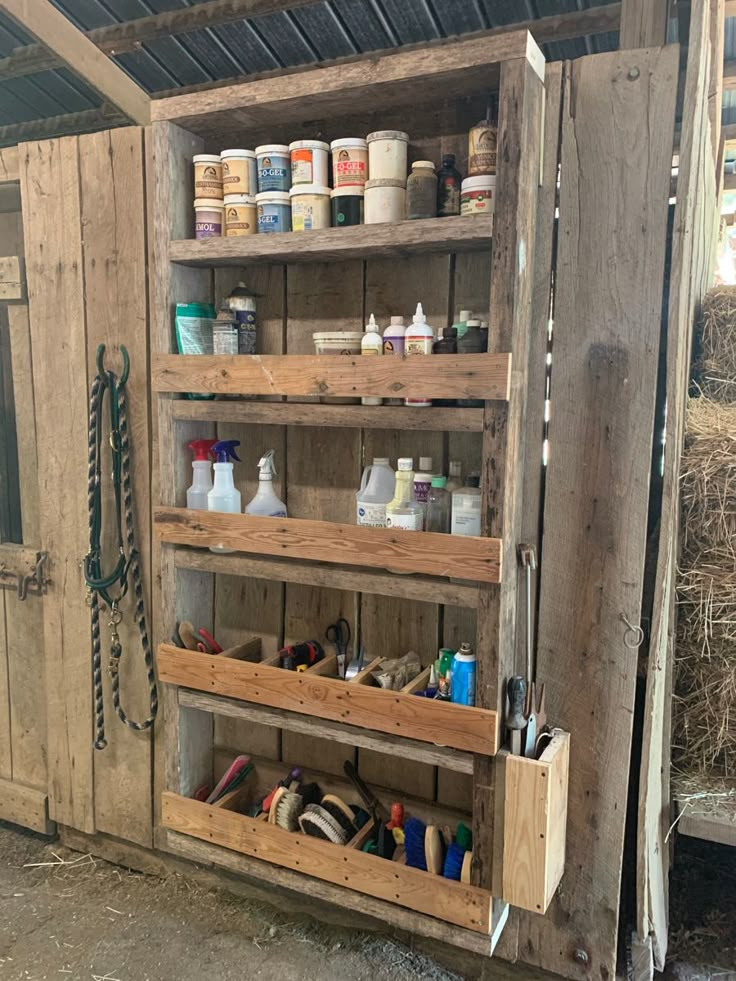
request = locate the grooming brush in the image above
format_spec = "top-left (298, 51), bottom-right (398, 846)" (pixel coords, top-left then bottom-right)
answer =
top-left (461, 850), bottom-right (473, 884)
top-left (274, 791), bottom-right (303, 832)
top-left (320, 794), bottom-right (357, 837)
top-left (403, 818), bottom-right (428, 871)
top-left (262, 767), bottom-right (302, 812)
top-left (299, 782), bottom-right (323, 807)
top-left (299, 805), bottom-right (347, 844)
top-left (178, 620), bottom-right (201, 651)
top-left (443, 842), bottom-right (466, 880)
top-left (268, 786), bottom-right (287, 823)
top-left (456, 821), bottom-right (473, 851)
top-left (350, 806), bottom-right (371, 829)
top-left (440, 825), bottom-right (453, 849)
top-left (425, 825), bottom-right (444, 874)
top-left (205, 755), bottom-right (252, 805)
top-left (377, 821), bottom-right (396, 859)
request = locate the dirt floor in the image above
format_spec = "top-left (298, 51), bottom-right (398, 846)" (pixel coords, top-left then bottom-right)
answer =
top-left (0, 821), bottom-right (469, 981)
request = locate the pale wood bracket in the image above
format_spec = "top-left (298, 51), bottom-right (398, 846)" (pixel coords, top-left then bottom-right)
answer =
top-left (0, 255), bottom-right (22, 300)
top-left (0, 0), bottom-right (150, 125)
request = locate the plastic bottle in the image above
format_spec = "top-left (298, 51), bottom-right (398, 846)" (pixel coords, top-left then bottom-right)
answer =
top-left (445, 460), bottom-right (463, 493)
top-left (186, 439), bottom-right (217, 510)
top-left (245, 449), bottom-right (287, 517)
top-left (404, 302), bottom-right (434, 408)
top-left (468, 100), bottom-right (498, 177)
top-left (383, 315), bottom-right (406, 405)
top-left (451, 643), bottom-right (477, 706)
top-left (436, 154), bottom-right (462, 217)
top-left (226, 282), bottom-right (257, 355)
top-left (356, 457), bottom-right (395, 527)
top-left (426, 476), bottom-right (451, 533)
top-left (432, 327), bottom-right (458, 407)
top-left (413, 456), bottom-right (435, 509)
top-left (479, 321), bottom-right (489, 352)
top-left (457, 318), bottom-right (484, 354)
top-left (453, 309), bottom-right (473, 341)
top-left (386, 458), bottom-right (424, 531)
top-left (361, 313), bottom-right (383, 407)
top-left (208, 440), bottom-right (242, 553)
top-left (437, 648), bottom-right (454, 700)
top-left (451, 475), bottom-right (481, 536)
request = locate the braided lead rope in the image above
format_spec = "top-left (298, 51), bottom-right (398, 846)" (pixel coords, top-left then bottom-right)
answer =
top-left (87, 375), bottom-right (108, 751)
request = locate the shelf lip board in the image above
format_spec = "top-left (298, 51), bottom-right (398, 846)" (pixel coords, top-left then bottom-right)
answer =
top-left (162, 792), bottom-right (492, 933)
top-left (171, 399), bottom-right (485, 432)
top-left (158, 645), bottom-right (498, 756)
top-left (173, 547), bottom-right (480, 608)
top-left (152, 353), bottom-right (511, 401)
top-left (178, 688), bottom-right (475, 774)
top-left (169, 216), bottom-right (493, 266)
top-left (155, 507), bottom-right (502, 584)
top-left (151, 31), bottom-right (536, 133)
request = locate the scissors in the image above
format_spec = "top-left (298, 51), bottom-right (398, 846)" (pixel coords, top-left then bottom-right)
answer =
top-left (325, 618), bottom-right (351, 675)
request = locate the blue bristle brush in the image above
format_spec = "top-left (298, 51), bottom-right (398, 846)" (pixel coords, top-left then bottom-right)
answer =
top-left (443, 842), bottom-right (466, 880)
top-left (403, 818), bottom-right (427, 871)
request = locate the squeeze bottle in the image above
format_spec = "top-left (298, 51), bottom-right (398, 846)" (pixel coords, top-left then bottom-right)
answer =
top-left (186, 439), bottom-right (216, 510)
top-left (356, 457), bottom-right (395, 527)
top-left (361, 313), bottom-right (384, 407)
top-left (386, 458), bottom-right (424, 531)
top-left (404, 302), bottom-right (434, 408)
top-left (383, 315), bottom-right (406, 405)
top-left (245, 449), bottom-right (287, 517)
top-left (208, 440), bottom-right (242, 553)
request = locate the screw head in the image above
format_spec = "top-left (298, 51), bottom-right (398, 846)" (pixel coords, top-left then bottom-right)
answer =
top-left (574, 948), bottom-right (589, 965)
top-left (627, 67), bottom-right (640, 81)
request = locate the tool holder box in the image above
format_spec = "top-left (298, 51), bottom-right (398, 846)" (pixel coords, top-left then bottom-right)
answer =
top-left (150, 29), bottom-right (570, 952)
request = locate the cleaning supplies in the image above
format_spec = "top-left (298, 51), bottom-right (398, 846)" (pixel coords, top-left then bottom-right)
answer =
top-left (445, 460), bottom-right (463, 493)
top-left (413, 456), bottom-right (435, 509)
top-left (226, 282), bottom-right (257, 355)
top-left (437, 647), bottom-right (454, 700)
top-left (385, 458), bottom-right (424, 530)
top-left (426, 476), bottom-right (451, 533)
top-left (208, 440), bottom-right (242, 553)
top-left (361, 313), bottom-right (383, 406)
top-left (451, 642), bottom-right (476, 706)
top-left (451, 475), bottom-right (481, 536)
top-left (186, 439), bottom-right (216, 510)
top-left (404, 302), bottom-right (434, 408)
top-left (245, 449), bottom-right (287, 517)
top-left (356, 457), bottom-right (395, 527)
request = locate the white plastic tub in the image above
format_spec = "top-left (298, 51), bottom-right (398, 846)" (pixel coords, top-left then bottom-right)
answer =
top-left (289, 140), bottom-right (329, 186)
top-left (367, 130), bottom-right (409, 182)
top-left (289, 184), bottom-right (331, 232)
top-left (313, 330), bottom-right (363, 403)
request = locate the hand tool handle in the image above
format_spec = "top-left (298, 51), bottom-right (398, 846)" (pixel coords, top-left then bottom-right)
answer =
top-left (506, 675), bottom-right (527, 730)
top-left (343, 761), bottom-right (390, 824)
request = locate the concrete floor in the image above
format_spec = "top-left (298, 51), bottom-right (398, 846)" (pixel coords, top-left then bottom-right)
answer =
top-left (0, 822), bottom-right (464, 981)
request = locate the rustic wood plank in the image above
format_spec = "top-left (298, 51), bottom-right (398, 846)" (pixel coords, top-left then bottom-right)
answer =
top-left (179, 688), bottom-right (474, 773)
top-left (0, 0), bottom-right (150, 125)
top-left (155, 507), bottom-right (502, 584)
top-left (151, 32), bottom-right (537, 133)
top-left (158, 645), bottom-right (498, 756)
top-left (0, 596), bottom-right (10, 782)
top-left (0, 147), bottom-right (18, 183)
top-left (709, 0), bottom-right (725, 160)
top-left (78, 127), bottom-right (153, 849)
top-left (162, 791), bottom-right (492, 932)
top-left (527, 46), bottom-right (679, 980)
top-left (674, 779), bottom-right (736, 847)
top-left (170, 216), bottom-right (493, 266)
top-left (0, 775), bottom-right (54, 834)
top-left (0, 256), bottom-right (21, 300)
top-left (175, 548), bottom-right (480, 608)
top-left (20, 136), bottom-right (94, 834)
top-left (152, 353), bottom-right (511, 402)
top-left (171, 400), bottom-right (484, 432)
top-left (619, 0), bottom-right (670, 47)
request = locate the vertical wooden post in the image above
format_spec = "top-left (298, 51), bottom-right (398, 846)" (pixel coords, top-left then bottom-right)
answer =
top-left (472, 55), bottom-right (545, 892)
top-left (620, 0), bottom-right (670, 48)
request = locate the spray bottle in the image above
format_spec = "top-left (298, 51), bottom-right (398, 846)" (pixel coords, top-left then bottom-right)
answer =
top-left (187, 439), bottom-right (216, 510)
top-left (207, 440), bottom-right (242, 553)
top-left (245, 449), bottom-right (287, 517)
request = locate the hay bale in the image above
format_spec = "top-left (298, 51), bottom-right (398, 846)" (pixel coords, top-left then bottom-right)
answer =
top-left (696, 288), bottom-right (736, 402)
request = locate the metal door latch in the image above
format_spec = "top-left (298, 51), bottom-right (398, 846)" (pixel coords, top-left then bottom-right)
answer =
top-left (0, 551), bottom-right (50, 601)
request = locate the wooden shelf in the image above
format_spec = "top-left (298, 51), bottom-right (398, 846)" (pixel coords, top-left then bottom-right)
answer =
top-left (673, 774), bottom-right (736, 848)
top-left (174, 548), bottom-right (480, 608)
top-left (169, 216), bottom-right (493, 267)
top-left (158, 645), bottom-right (498, 756)
top-left (171, 399), bottom-right (485, 432)
top-left (152, 353), bottom-right (510, 401)
top-left (155, 507), bottom-right (502, 584)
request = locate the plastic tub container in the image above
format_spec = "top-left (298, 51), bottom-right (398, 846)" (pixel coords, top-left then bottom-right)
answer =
top-left (256, 192), bottom-right (290, 233)
top-left (224, 194), bottom-right (257, 237)
top-left (331, 138), bottom-right (368, 188)
top-left (289, 184), bottom-right (331, 232)
top-left (193, 154), bottom-right (223, 199)
top-left (194, 198), bottom-right (224, 238)
top-left (367, 130), bottom-right (409, 182)
top-left (313, 330), bottom-right (363, 403)
top-left (365, 179), bottom-right (405, 224)
top-left (256, 144), bottom-right (290, 193)
top-left (331, 187), bottom-right (364, 227)
top-left (289, 140), bottom-right (329, 186)
top-left (461, 175), bottom-right (496, 216)
top-left (221, 149), bottom-right (257, 196)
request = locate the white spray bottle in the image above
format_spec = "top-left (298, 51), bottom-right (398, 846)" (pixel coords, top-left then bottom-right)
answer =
top-left (207, 439), bottom-right (242, 553)
top-left (186, 439), bottom-right (216, 510)
top-left (245, 449), bottom-right (287, 517)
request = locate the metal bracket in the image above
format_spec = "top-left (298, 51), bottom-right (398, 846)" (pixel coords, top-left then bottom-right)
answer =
top-left (0, 550), bottom-right (50, 601)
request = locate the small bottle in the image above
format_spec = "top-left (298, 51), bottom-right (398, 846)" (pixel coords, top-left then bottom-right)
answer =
top-left (457, 318), bottom-right (484, 354)
top-left (186, 439), bottom-right (216, 510)
top-left (479, 320), bottom-right (489, 352)
top-left (413, 456), bottom-right (435, 510)
top-left (208, 440), bottom-right (242, 554)
top-left (437, 648), bottom-right (454, 700)
top-left (433, 327), bottom-right (458, 407)
top-left (245, 449), bottom-right (287, 517)
top-left (386, 458), bottom-right (424, 531)
top-left (212, 306), bottom-right (239, 356)
top-left (361, 313), bottom-right (383, 406)
top-left (404, 302), bottom-right (434, 408)
top-left (426, 476), bottom-right (450, 533)
top-left (383, 315), bottom-right (406, 405)
top-left (451, 643), bottom-right (477, 706)
top-left (468, 99), bottom-right (498, 177)
top-left (451, 475), bottom-right (481, 537)
top-left (437, 154), bottom-right (462, 217)
top-left (227, 281), bottom-right (258, 355)
top-left (453, 309), bottom-right (473, 341)
top-left (445, 460), bottom-right (463, 493)
top-left (407, 161), bottom-right (437, 220)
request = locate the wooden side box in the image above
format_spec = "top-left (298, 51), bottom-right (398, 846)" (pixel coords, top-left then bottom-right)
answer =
top-left (501, 731), bottom-right (569, 914)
